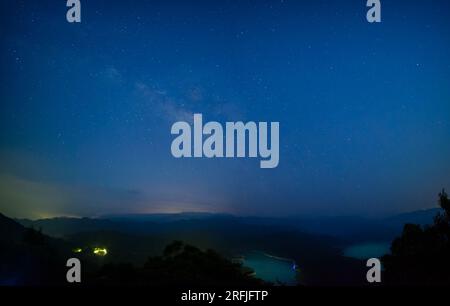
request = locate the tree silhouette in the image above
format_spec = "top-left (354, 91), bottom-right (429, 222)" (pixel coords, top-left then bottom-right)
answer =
top-left (438, 189), bottom-right (450, 218)
top-left (23, 227), bottom-right (46, 245)
top-left (89, 241), bottom-right (266, 286)
top-left (382, 189), bottom-right (450, 285)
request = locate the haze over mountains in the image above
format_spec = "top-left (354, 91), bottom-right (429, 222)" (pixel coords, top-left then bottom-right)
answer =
top-left (17, 208), bottom-right (440, 243)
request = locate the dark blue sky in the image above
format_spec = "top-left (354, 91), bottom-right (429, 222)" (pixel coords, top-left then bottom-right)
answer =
top-left (1, 0), bottom-right (449, 219)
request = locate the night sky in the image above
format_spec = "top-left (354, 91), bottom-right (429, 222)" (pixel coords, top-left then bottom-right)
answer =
top-left (1, 0), bottom-right (449, 219)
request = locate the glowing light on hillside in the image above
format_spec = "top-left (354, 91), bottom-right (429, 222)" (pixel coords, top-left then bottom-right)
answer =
top-left (93, 247), bottom-right (108, 256)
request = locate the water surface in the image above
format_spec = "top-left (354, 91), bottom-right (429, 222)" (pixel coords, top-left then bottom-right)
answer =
top-left (242, 251), bottom-right (297, 285)
top-left (343, 242), bottom-right (390, 260)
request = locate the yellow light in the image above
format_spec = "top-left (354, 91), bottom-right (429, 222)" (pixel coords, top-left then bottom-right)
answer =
top-left (73, 248), bottom-right (83, 253)
top-left (93, 247), bottom-right (108, 256)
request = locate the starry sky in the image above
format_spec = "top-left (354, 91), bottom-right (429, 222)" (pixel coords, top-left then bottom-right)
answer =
top-left (1, 0), bottom-right (449, 219)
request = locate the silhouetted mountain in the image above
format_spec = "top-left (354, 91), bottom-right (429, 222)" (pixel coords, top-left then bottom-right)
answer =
top-left (241, 209), bottom-right (440, 243)
top-left (1, 212), bottom-right (269, 286)
top-left (99, 208), bottom-right (442, 242)
top-left (98, 208), bottom-right (441, 243)
top-left (14, 208), bottom-right (441, 284)
top-left (0, 212), bottom-right (25, 242)
top-left (384, 208), bottom-right (440, 230)
top-left (103, 212), bottom-right (234, 223)
top-left (18, 217), bottom-right (118, 237)
top-left (88, 241), bottom-right (266, 286)
top-left (16, 213), bottom-right (367, 285)
top-left (241, 216), bottom-right (396, 243)
top-left (0, 213), bottom-right (71, 285)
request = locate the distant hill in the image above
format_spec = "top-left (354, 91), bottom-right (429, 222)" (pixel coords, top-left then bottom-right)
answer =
top-left (240, 215), bottom-right (396, 243)
top-left (1, 212), bottom-right (269, 286)
top-left (18, 217), bottom-right (118, 237)
top-left (0, 212), bottom-right (25, 242)
top-left (0, 213), bottom-right (72, 285)
top-left (5, 208), bottom-right (442, 286)
top-left (102, 212), bottom-right (233, 223)
top-left (16, 213), bottom-right (367, 285)
top-left (240, 208), bottom-right (441, 243)
top-left (384, 208), bottom-right (440, 230)
top-left (17, 208), bottom-right (441, 244)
